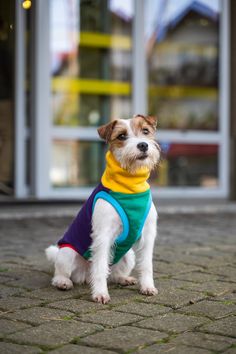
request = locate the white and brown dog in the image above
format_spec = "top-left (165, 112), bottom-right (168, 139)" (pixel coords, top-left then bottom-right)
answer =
top-left (46, 114), bottom-right (161, 304)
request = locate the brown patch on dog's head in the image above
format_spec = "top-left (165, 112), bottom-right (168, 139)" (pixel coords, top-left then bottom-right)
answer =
top-left (98, 119), bottom-right (130, 147)
top-left (131, 114), bottom-right (157, 137)
top-left (110, 121), bottom-right (129, 149)
top-left (97, 120), bottom-right (118, 143)
top-left (133, 114), bottom-right (158, 130)
top-left (110, 121), bottom-right (131, 158)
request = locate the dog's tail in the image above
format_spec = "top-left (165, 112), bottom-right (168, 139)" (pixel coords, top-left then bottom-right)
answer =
top-left (45, 245), bottom-right (59, 264)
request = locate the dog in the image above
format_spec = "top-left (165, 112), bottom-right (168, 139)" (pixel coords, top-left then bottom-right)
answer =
top-left (45, 114), bottom-right (161, 304)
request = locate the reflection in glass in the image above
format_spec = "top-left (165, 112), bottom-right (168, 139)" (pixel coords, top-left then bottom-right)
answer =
top-left (149, 97), bottom-right (218, 130)
top-left (51, 141), bottom-right (104, 187)
top-left (150, 143), bottom-right (218, 187)
top-left (50, 0), bottom-right (133, 127)
top-left (146, 0), bottom-right (220, 131)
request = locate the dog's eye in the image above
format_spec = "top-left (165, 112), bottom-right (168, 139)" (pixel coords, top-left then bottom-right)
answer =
top-left (142, 128), bottom-right (149, 135)
top-left (117, 134), bottom-right (127, 141)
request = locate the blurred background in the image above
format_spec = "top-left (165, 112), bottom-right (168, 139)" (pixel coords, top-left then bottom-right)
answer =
top-left (0, 0), bottom-right (235, 201)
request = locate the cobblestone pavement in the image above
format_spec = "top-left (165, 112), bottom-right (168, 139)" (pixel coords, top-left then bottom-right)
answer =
top-left (0, 208), bottom-right (236, 354)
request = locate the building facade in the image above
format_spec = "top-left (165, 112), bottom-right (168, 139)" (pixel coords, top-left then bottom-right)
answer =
top-left (0, 0), bottom-right (233, 200)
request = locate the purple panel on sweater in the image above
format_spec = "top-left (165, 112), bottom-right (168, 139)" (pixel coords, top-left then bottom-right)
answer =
top-left (58, 183), bottom-right (109, 256)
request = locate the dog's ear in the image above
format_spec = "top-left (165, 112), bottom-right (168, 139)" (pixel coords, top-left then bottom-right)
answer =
top-left (144, 115), bottom-right (158, 129)
top-left (134, 114), bottom-right (158, 130)
top-left (97, 120), bottom-right (117, 143)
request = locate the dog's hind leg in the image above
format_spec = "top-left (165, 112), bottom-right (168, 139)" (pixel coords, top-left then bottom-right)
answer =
top-left (110, 249), bottom-right (137, 286)
top-left (71, 254), bottom-right (90, 285)
top-left (52, 247), bottom-right (77, 290)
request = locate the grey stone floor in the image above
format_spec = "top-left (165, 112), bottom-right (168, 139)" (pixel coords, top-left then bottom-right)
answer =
top-left (0, 207), bottom-right (235, 353)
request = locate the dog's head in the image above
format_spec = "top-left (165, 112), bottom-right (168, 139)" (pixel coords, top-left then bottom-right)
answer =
top-left (97, 114), bottom-right (161, 173)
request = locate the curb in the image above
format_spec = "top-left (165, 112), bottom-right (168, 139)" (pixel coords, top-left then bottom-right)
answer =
top-left (1, 204), bottom-right (236, 220)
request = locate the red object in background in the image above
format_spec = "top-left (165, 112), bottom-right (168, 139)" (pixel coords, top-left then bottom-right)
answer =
top-left (167, 144), bottom-right (218, 157)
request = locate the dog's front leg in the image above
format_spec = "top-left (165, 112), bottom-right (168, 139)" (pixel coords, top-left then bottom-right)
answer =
top-left (134, 202), bottom-right (158, 296)
top-left (90, 231), bottom-right (111, 304)
top-left (90, 199), bottom-right (121, 304)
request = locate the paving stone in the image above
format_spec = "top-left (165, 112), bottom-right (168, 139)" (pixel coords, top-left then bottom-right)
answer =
top-left (0, 263), bottom-right (32, 274)
top-left (0, 318), bottom-right (31, 337)
top-left (223, 348), bottom-right (236, 354)
top-left (199, 258), bottom-right (234, 269)
top-left (25, 286), bottom-right (87, 301)
top-left (6, 270), bottom-right (51, 290)
top-left (0, 274), bottom-right (13, 284)
top-left (200, 316), bottom-right (236, 337)
top-left (179, 252), bottom-right (232, 271)
top-left (202, 266), bottom-right (236, 282)
top-left (155, 278), bottom-right (200, 291)
top-left (214, 244), bottom-right (236, 253)
top-left (4, 306), bottom-right (76, 325)
top-left (0, 285), bottom-right (26, 298)
top-left (7, 320), bottom-right (103, 347)
top-left (154, 261), bottom-right (201, 275)
top-left (114, 302), bottom-right (171, 317)
top-left (0, 267), bottom-right (32, 280)
top-left (46, 299), bottom-right (106, 314)
top-left (179, 255), bottom-right (224, 268)
top-left (134, 313), bottom-right (210, 334)
top-left (79, 309), bottom-right (143, 327)
top-left (0, 342), bottom-right (42, 354)
top-left (140, 287), bottom-right (206, 309)
top-left (154, 248), bottom-right (188, 263)
top-left (48, 344), bottom-right (116, 354)
top-left (0, 296), bottom-right (44, 311)
top-left (212, 292), bottom-right (236, 304)
top-left (0, 265), bottom-right (11, 272)
top-left (173, 271), bottom-right (221, 283)
top-left (179, 300), bottom-right (236, 319)
top-left (132, 343), bottom-right (214, 354)
top-left (171, 332), bottom-right (236, 351)
top-left (81, 325), bottom-right (167, 352)
top-left (189, 246), bottom-right (233, 258)
top-left (207, 252), bottom-right (235, 261)
top-left (182, 281), bottom-right (236, 297)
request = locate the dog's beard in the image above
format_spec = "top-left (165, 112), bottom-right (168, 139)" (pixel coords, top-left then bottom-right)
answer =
top-left (112, 141), bottom-right (160, 174)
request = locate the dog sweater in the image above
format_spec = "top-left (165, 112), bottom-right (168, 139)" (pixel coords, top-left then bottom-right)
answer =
top-left (58, 151), bottom-right (152, 264)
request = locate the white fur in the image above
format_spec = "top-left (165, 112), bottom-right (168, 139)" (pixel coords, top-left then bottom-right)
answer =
top-left (45, 118), bottom-right (159, 303)
top-left (133, 203), bottom-right (158, 295)
top-left (45, 245), bottom-right (59, 263)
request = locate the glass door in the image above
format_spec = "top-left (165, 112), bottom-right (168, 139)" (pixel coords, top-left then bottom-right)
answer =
top-left (145, 0), bottom-right (229, 197)
top-left (49, 0), bottom-right (133, 197)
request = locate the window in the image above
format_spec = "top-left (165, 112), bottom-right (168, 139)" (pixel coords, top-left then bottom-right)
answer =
top-left (145, 0), bottom-right (225, 192)
top-left (50, 0), bottom-right (133, 188)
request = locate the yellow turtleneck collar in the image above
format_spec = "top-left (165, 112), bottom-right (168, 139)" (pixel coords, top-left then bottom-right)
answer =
top-left (101, 151), bottom-right (150, 194)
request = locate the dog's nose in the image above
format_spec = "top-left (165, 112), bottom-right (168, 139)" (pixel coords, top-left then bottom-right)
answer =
top-left (137, 142), bottom-right (148, 152)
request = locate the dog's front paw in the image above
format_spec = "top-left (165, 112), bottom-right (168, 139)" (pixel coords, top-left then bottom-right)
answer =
top-left (92, 293), bottom-right (111, 304)
top-left (140, 286), bottom-right (158, 296)
top-left (52, 276), bottom-right (73, 290)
